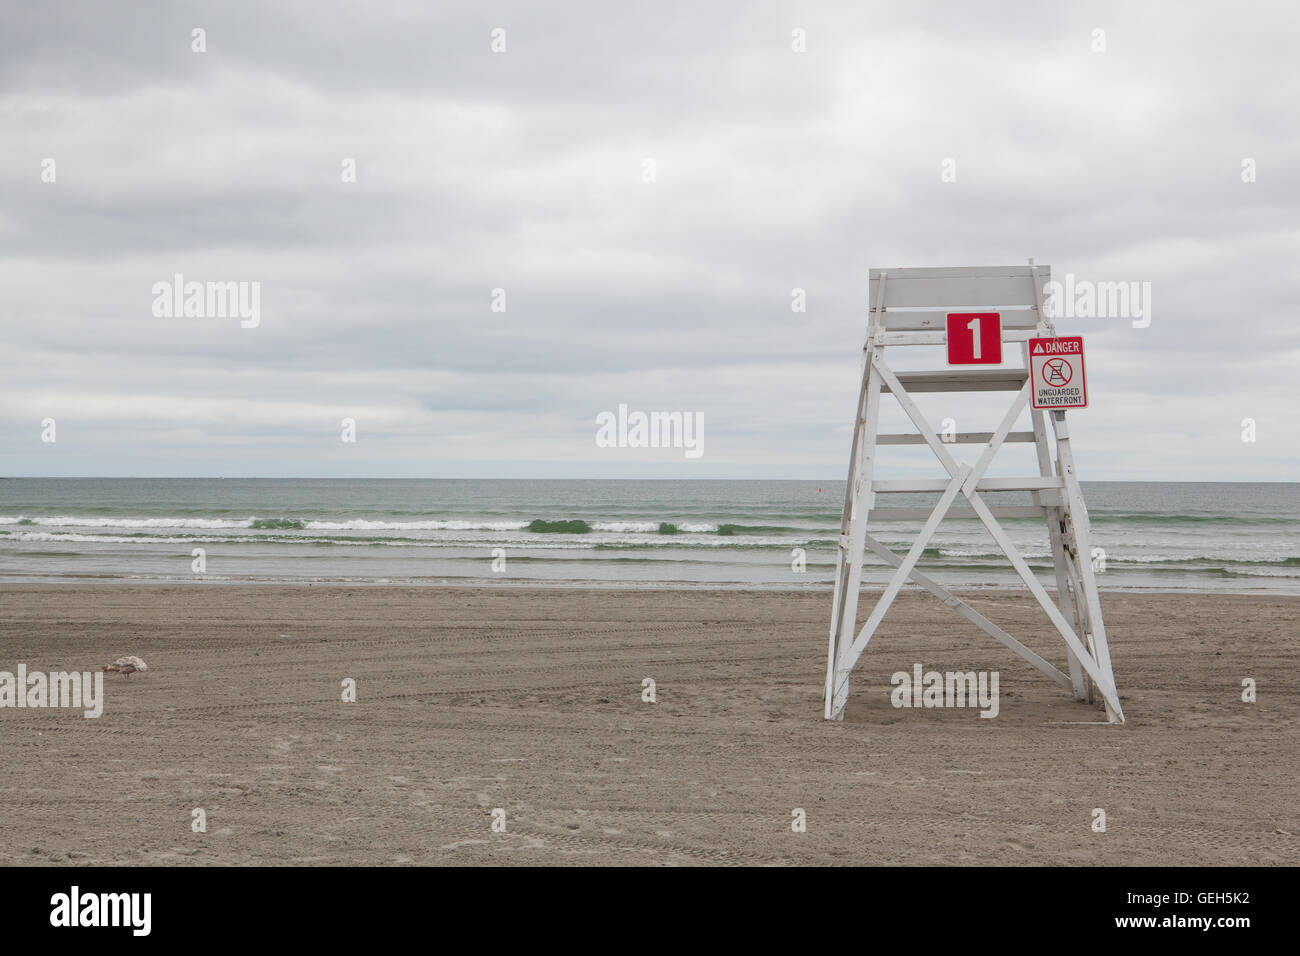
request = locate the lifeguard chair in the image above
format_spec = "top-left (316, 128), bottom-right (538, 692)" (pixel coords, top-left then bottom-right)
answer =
top-left (824, 262), bottom-right (1122, 722)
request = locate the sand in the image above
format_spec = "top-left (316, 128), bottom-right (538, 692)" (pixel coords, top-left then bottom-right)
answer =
top-left (0, 584), bottom-right (1295, 866)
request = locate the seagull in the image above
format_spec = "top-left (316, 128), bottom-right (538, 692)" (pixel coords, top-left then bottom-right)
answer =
top-left (104, 656), bottom-right (148, 678)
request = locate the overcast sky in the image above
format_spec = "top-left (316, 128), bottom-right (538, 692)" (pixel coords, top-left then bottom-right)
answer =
top-left (2, 1), bottom-right (1296, 480)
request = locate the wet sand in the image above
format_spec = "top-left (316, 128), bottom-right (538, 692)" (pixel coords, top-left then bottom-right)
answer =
top-left (0, 585), bottom-right (1295, 865)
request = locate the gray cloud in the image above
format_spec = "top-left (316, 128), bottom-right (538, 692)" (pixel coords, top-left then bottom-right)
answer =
top-left (1, 0), bottom-right (1297, 479)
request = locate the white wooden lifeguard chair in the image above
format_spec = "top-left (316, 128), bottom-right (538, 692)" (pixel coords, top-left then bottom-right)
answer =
top-left (824, 262), bottom-right (1122, 723)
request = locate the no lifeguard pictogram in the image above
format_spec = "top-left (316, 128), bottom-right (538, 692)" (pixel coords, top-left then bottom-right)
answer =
top-left (1029, 335), bottom-right (1087, 409)
top-left (1043, 356), bottom-right (1072, 386)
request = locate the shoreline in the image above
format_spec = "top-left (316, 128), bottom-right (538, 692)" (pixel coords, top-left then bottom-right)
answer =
top-left (3, 576), bottom-right (1295, 597)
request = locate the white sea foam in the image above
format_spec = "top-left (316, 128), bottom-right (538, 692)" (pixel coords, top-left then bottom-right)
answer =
top-left (590, 521), bottom-right (659, 532)
top-left (304, 519), bottom-right (529, 531)
top-left (2, 515), bottom-right (739, 536)
top-left (9, 515), bottom-right (251, 529)
top-left (13, 531), bottom-right (253, 545)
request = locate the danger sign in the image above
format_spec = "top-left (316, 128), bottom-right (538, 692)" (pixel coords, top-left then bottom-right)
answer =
top-left (1029, 336), bottom-right (1087, 409)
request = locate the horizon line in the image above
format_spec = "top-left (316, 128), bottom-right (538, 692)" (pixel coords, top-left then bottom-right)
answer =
top-left (4, 476), bottom-right (1298, 485)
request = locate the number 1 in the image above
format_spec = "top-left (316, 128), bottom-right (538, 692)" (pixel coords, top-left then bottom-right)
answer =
top-left (967, 317), bottom-right (981, 359)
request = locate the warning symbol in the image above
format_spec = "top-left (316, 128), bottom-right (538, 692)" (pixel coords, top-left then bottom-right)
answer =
top-left (1042, 357), bottom-right (1072, 386)
top-left (1029, 336), bottom-right (1087, 409)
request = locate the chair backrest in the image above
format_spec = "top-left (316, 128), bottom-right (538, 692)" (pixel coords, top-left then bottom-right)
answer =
top-left (868, 265), bottom-right (1051, 332)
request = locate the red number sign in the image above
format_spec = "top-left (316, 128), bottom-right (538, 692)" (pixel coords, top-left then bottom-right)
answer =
top-left (946, 312), bottom-right (1002, 365)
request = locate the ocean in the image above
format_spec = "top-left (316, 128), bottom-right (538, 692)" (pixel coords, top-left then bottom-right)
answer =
top-left (1, 478), bottom-right (1297, 593)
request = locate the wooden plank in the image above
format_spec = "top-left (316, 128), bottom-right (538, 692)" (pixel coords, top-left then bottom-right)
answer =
top-left (872, 476), bottom-right (1063, 493)
top-left (876, 330), bottom-right (1041, 346)
top-left (1051, 409), bottom-right (1124, 722)
top-left (870, 265), bottom-right (1050, 280)
top-left (878, 310), bottom-right (1042, 331)
top-left (826, 276), bottom-right (888, 719)
top-left (870, 274), bottom-right (1045, 309)
top-left (1063, 551), bottom-right (1094, 702)
top-left (885, 369), bottom-right (1028, 392)
top-left (827, 364), bottom-right (883, 716)
top-left (867, 505), bottom-right (1045, 520)
top-left (877, 431), bottom-right (1037, 445)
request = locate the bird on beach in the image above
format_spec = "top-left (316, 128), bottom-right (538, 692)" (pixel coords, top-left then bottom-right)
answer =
top-left (103, 656), bottom-right (148, 678)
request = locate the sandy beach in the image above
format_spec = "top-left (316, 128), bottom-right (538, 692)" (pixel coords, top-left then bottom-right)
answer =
top-left (1, 584), bottom-right (1295, 866)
